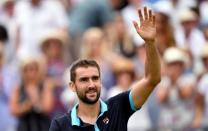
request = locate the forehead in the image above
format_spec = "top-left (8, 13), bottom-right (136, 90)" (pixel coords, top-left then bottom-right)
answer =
top-left (75, 67), bottom-right (99, 78)
top-left (24, 62), bottom-right (38, 68)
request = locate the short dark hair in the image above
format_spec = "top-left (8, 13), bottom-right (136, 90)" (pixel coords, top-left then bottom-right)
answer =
top-left (70, 59), bottom-right (101, 82)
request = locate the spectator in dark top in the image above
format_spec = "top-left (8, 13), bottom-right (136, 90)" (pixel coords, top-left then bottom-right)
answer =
top-left (49, 7), bottom-right (161, 131)
top-left (10, 56), bottom-right (54, 131)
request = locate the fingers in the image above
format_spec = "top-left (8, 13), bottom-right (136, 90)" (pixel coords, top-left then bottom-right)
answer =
top-left (138, 7), bottom-right (154, 23)
top-left (138, 9), bottom-right (144, 23)
top-left (153, 15), bottom-right (156, 26)
top-left (149, 9), bottom-right (152, 21)
top-left (133, 21), bottom-right (139, 31)
top-left (144, 7), bottom-right (148, 20)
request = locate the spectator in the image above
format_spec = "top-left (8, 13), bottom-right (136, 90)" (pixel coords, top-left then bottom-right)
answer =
top-left (175, 8), bottom-right (205, 58)
top-left (40, 29), bottom-right (71, 118)
top-left (157, 47), bottom-right (197, 130)
top-left (108, 57), bottom-right (135, 98)
top-left (10, 56), bottom-right (54, 131)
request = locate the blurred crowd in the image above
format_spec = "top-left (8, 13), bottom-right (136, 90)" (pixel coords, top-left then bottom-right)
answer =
top-left (1, 0), bottom-right (208, 131)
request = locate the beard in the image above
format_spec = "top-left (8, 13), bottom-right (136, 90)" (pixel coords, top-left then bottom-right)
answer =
top-left (76, 86), bottom-right (100, 104)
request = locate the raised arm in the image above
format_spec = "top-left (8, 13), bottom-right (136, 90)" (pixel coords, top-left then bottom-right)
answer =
top-left (131, 7), bottom-right (161, 109)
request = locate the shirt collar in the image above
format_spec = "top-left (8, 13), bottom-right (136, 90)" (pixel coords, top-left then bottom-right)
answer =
top-left (71, 99), bottom-right (108, 126)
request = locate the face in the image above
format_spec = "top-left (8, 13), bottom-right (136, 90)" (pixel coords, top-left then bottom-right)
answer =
top-left (23, 62), bottom-right (39, 80)
top-left (44, 39), bottom-right (63, 59)
top-left (166, 61), bottom-right (184, 80)
top-left (71, 67), bottom-right (101, 104)
top-left (85, 34), bottom-right (102, 57)
top-left (181, 20), bottom-right (197, 33)
top-left (116, 71), bottom-right (134, 89)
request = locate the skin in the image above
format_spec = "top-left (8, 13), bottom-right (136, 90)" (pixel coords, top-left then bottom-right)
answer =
top-left (70, 7), bottom-right (161, 125)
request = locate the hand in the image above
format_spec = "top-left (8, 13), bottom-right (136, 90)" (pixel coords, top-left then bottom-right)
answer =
top-left (133, 7), bottom-right (156, 42)
top-left (22, 100), bottom-right (33, 112)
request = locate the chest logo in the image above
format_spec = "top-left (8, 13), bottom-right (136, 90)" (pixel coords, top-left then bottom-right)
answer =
top-left (103, 117), bottom-right (109, 124)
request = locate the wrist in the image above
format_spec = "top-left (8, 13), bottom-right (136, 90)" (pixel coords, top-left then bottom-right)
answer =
top-left (145, 39), bottom-right (155, 44)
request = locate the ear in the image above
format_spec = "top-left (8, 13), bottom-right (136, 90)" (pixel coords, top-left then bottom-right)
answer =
top-left (69, 81), bottom-right (76, 92)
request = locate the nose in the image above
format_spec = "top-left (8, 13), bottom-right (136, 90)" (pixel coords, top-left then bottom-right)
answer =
top-left (88, 78), bottom-right (96, 88)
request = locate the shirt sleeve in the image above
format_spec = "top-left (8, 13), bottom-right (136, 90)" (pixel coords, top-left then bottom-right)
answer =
top-left (107, 91), bottom-right (136, 120)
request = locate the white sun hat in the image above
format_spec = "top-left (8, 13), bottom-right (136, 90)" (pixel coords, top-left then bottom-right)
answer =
top-left (163, 47), bottom-right (188, 64)
top-left (178, 9), bottom-right (198, 22)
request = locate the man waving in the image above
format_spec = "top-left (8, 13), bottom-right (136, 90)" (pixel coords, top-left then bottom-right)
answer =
top-left (49, 7), bottom-right (161, 131)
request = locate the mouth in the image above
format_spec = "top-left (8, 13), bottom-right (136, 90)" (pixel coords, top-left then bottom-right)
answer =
top-left (86, 90), bottom-right (97, 97)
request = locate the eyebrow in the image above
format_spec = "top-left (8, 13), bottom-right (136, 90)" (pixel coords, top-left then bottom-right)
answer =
top-left (79, 75), bottom-right (100, 80)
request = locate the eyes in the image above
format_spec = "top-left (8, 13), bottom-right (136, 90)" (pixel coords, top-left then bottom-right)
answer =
top-left (79, 76), bottom-right (100, 83)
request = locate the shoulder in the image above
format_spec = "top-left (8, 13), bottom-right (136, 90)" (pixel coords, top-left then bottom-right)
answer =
top-left (105, 90), bottom-right (136, 119)
top-left (106, 91), bottom-right (131, 108)
top-left (50, 113), bottom-right (71, 131)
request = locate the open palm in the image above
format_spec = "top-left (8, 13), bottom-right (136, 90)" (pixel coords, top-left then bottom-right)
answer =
top-left (133, 7), bottom-right (156, 42)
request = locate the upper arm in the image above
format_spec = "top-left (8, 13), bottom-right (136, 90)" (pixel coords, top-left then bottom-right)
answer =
top-left (130, 78), bottom-right (157, 109)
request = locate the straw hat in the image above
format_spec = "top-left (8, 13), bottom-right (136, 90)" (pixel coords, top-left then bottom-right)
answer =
top-left (112, 57), bottom-right (134, 74)
top-left (40, 29), bottom-right (68, 51)
top-left (163, 47), bottom-right (187, 64)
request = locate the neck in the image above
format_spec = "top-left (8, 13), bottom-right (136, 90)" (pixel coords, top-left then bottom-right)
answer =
top-left (77, 100), bottom-right (100, 124)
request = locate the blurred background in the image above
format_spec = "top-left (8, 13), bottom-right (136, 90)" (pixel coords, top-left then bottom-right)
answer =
top-left (1, 0), bottom-right (208, 131)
